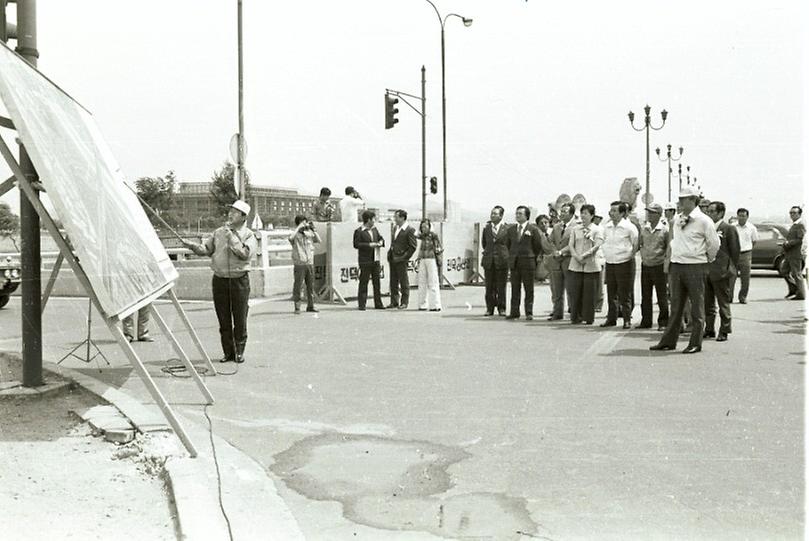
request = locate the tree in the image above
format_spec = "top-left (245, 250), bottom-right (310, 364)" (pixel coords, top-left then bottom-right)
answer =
top-left (209, 161), bottom-right (251, 219)
top-left (0, 201), bottom-right (20, 251)
top-left (135, 170), bottom-right (178, 227)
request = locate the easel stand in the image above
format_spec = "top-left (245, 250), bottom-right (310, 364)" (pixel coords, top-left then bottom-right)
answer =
top-left (316, 223), bottom-right (347, 305)
top-left (0, 132), bottom-right (213, 458)
top-left (57, 297), bottom-right (109, 367)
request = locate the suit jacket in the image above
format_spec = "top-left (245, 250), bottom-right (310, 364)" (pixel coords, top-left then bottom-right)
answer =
top-left (353, 226), bottom-right (384, 265)
top-left (387, 224), bottom-right (417, 264)
top-left (784, 220), bottom-right (805, 261)
top-left (480, 221), bottom-right (510, 270)
top-left (708, 221), bottom-right (741, 281)
top-left (545, 220), bottom-right (576, 271)
top-left (506, 223), bottom-right (543, 268)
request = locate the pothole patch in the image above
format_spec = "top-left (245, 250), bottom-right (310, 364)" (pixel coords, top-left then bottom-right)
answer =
top-left (271, 433), bottom-right (539, 539)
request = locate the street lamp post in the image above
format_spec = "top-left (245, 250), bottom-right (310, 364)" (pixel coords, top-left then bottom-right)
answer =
top-left (628, 105), bottom-right (667, 203)
top-left (423, 0), bottom-right (472, 221)
top-left (236, 0), bottom-right (246, 199)
top-left (655, 144), bottom-right (683, 202)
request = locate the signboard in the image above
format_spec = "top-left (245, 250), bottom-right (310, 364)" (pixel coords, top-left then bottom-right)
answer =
top-left (0, 42), bottom-right (177, 317)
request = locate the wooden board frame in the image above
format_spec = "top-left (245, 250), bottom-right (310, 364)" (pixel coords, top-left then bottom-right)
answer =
top-left (0, 132), bottom-right (213, 458)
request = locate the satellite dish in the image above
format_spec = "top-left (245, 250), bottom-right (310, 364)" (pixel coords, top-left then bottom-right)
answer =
top-left (641, 192), bottom-right (654, 205)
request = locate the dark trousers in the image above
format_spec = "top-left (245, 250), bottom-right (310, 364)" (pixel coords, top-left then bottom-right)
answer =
top-left (659, 263), bottom-right (707, 349)
top-left (605, 260), bottom-right (633, 323)
top-left (730, 251), bottom-right (752, 302)
top-left (705, 274), bottom-right (732, 335)
top-left (388, 260), bottom-right (410, 306)
top-left (549, 257), bottom-right (571, 318)
top-left (640, 264), bottom-right (669, 327)
top-left (358, 262), bottom-right (384, 309)
top-left (509, 259), bottom-right (536, 317)
top-left (212, 274), bottom-right (250, 361)
top-left (785, 257), bottom-right (806, 299)
top-left (569, 271), bottom-right (598, 323)
top-left (483, 264), bottom-right (508, 313)
top-left (293, 264), bottom-right (315, 308)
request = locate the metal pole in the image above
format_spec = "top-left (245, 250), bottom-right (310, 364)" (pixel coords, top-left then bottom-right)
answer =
top-left (667, 156), bottom-right (672, 202)
top-left (237, 0), bottom-right (245, 199)
top-left (421, 66), bottom-right (426, 220)
top-left (644, 121), bottom-right (650, 201)
top-left (440, 27), bottom-right (447, 221)
top-left (17, 0), bottom-right (42, 388)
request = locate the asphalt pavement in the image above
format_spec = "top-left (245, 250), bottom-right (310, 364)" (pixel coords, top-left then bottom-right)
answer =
top-left (0, 272), bottom-right (804, 540)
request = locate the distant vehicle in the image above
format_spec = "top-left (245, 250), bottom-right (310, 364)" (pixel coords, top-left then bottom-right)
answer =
top-left (0, 255), bottom-right (21, 309)
top-left (751, 223), bottom-right (790, 276)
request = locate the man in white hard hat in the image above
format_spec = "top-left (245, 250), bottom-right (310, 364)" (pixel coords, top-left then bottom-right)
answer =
top-left (182, 200), bottom-right (258, 364)
top-left (650, 186), bottom-right (719, 354)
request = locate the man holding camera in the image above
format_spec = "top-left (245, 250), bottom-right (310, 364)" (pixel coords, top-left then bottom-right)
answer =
top-left (181, 200), bottom-right (257, 364)
top-left (289, 215), bottom-right (321, 314)
top-left (339, 186), bottom-right (366, 223)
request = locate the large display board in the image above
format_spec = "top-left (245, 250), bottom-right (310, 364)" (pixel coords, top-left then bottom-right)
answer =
top-left (0, 42), bottom-right (177, 317)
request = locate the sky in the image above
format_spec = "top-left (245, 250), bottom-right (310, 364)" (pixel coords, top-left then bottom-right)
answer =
top-left (0, 0), bottom-right (805, 220)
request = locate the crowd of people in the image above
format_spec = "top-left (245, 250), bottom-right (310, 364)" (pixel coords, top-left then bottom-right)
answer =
top-left (161, 185), bottom-right (804, 365)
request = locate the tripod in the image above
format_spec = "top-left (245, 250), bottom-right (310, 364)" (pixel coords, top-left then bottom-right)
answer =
top-left (57, 298), bottom-right (110, 367)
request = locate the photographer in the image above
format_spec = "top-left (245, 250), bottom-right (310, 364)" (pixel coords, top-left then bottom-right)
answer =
top-left (288, 215), bottom-right (321, 313)
top-left (339, 185), bottom-right (366, 223)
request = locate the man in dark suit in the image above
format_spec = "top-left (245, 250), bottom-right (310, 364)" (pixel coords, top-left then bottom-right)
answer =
top-left (480, 206), bottom-right (510, 316)
top-left (506, 205), bottom-right (544, 320)
top-left (704, 201), bottom-right (741, 342)
top-left (386, 209), bottom-right (418, 309)
top-left (546, 202), bottom-right (577, 320)
top-left (353, 210), bottom-right (386, 310)
top-left (783, 205), bottom-right (806, 300)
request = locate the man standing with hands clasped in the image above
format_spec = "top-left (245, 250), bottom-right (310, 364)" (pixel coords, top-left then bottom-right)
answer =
top-left (703, 201), bottom-right (740, 342)
top-left (651, 187), bottom-right (720, 354)
top-left (387, 210), bottom-right (418, 310)
top-left (181, 200), bottom-right (257, 364)
top-left (506, 205), bottom-right (543, 321)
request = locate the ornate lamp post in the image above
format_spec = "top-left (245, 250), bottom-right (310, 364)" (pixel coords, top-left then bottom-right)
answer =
top-left (423, 0), bottom-right (473, 221)
top-left (655, 144), bottom-right (684, 202)
top-left (628, 105), bottom-right (667, 202)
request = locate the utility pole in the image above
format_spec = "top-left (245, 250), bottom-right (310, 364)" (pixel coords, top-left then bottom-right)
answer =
top-left (421, 66), bottom-right (426, 220)
top-left (236, 0), bottom-right (245, 199)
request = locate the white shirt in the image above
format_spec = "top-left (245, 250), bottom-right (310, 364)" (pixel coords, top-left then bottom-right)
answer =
top-left (601, 218), bottom-right (638, 264)
top-left (491, 221), bottom-right (502, 236)
top-left (734, 221), bottom-right (758, 252)
top-left (670, 207), bottom-right (720, 264)
top-left (339, 196), bottom-right (366, 223)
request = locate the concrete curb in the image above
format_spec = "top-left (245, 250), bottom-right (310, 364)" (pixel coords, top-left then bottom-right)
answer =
top-left (42, 360), bottom-right (305, 541)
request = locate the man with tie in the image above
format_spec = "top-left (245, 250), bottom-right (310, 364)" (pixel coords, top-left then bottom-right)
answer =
top-left (506, 206), bottom-right (544, 320)
top-left (704, 201), bottom-right (741, 342)
top-left (353, 210), bottom-right (386, 310)
top-left (546, 203), bottom-right (577, 320)
top-left (481, 206), bottom-right (510, 316)
top-left (387, 209), bottom-right (418, 309)
top-left (782, 205), bottom-right (806, 301)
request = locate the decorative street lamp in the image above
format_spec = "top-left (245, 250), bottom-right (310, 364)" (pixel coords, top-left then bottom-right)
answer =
top-left (655, 144), bottom-right (684, 202)
top-left (628, 105), bottom-right (667, 203)
top-left (423, 0), bottom-right (473, 221)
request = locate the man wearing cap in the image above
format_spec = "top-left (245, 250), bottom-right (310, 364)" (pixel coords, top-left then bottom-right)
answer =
top-left (704, 201), bottom-right (740, 342)
top-left (663, 203), bottom-right (677, 232)
top-left (637, 203), bottom-right (670, 330)
top-left (182, 200), bottom-right (258, 364)
top-left (651, 186), bottom-right (720, 354)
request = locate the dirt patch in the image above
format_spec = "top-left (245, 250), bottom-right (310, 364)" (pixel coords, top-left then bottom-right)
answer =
top-left (271, 433), bottom-right (539, 539)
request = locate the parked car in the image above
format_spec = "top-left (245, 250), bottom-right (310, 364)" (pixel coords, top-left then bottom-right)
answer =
top-left (0, 254), bottom-right (21, 309)
top-left (751, 223), bottom-right (790, 275)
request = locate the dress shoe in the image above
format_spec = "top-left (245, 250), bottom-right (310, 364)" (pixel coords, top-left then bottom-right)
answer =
top-left (657, 325), bottom-right (667, 331)
top-left (703, 331), bottom-right (716, 339)
top-left (785, 293), bottom-right (796, 299)
top-left (738, 299), bottom-right (747, 304)
top-left (634, 323), bottom-right (651, 330)
top-left (622, 321), bottom-right (632, 329)
top-left (419, 307), bottom-right (428, 311)
top-left (525, 315), bottom-right (533, 321)
top-left (484, 311), bottom-right (494, 317)
top-left (235, 355), bottom-right (245, 364)
top-left (582, 321), bottom-right (593, 325)
top-left (138, 336), bottom-right (155, 342)
top-left (429, 308), bottom-right (442, 312)
top-left (306, 306), bottom-right (319, 313)
top-left (505, 314), bottom-right (520, 320)
top-left (571, 319), bottom-right (581, 325)
top-left (599, 321), bottom-right (617, 328)
top-left (398, 304), bottom-right (408, 310)
top-left (497, 309), bottom-right (506, 316)
top-left (649, 344), bottom-right (675, 351)
top-left (358, 307), bottom-right (367, 311)
top-left (791, 297), bottom-right (806, 301)
top-left (124, 335), bottom-right (135, 343)
top-left (374, 305), bottom-right (386, 310)
top-left (219, 356), bottom-right (234, 363)
top-left (682, 345), bottom-right (702, 354)
top-left (547, 315), bottom-right (562, 321)
top-left (716, 333), bottom-right (728, 342)
top-left (386, 304), bottom-right (399, 309)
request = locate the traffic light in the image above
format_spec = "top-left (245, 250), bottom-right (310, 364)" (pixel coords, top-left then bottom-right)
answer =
top-left (429, 176), bottom-right (438, 194)
top-left (385, 94), bottom-right (399, 130)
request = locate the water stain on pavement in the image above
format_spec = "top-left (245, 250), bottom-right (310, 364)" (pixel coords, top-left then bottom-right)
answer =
top-left (271, 433), bottom-right (539, 539)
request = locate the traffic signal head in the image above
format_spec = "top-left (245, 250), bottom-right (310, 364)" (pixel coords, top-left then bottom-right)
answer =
top-left (429, 177), bottom-right (438, 194)
top-left (385, 94), bottom-right (399, 130)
